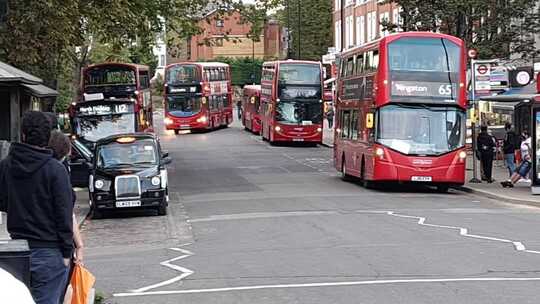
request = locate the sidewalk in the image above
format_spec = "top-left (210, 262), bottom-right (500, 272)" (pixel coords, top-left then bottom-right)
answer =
top-left (0, 188), bottom-right (90, 239)
top-left (462, 156), bottom-right (539, 206)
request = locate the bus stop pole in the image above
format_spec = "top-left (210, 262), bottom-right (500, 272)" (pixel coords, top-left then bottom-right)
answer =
top-left (470, 59), bottom-right (481, 183)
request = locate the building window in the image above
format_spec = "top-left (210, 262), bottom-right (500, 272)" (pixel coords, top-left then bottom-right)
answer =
top-left (367, 13), bottom-right (372, 42)
top-left (356, 16), bottom-right (365, 46)
top-left (370, 12), bottom-right (377, 40)
top-left (335, 21), bottom-right (341, 50)
top-left (160, 55), bottom-right (165, 67)
top-left (216, 19), bottom-right (224, 27)
top-left (0, 0), bottom-right (7, 24)
top-left (379, 12), bottom-right (390, 37)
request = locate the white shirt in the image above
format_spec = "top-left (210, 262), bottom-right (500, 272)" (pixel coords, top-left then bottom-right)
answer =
top-left (0, 267), bottom-right (35, 304)
top-left (521, 137), bottom-right (532, 161)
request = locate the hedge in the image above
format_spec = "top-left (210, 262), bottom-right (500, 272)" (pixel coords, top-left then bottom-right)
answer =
top-left (213, 57), bottom-right (263, 86)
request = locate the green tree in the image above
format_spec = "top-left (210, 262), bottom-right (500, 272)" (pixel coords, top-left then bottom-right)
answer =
top-left (0, 0), bottom-right (232, 112)
top-left (275, 0), bottom-right (333, 60)
top-left (383, 0), bottom-right (540, 59)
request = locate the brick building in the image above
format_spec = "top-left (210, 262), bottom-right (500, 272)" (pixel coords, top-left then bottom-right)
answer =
top-left (168, 10), bottom-right (285, 63)
top-left (333, 0), bottom-right (401, 51)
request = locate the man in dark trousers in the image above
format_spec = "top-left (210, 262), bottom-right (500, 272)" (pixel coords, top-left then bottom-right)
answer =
top-left (502, 122), bottom-right (518, 178)
top-left (476, 125), bottom-right (497, 183)
top-left (0, 111), bottom-right (73, 304)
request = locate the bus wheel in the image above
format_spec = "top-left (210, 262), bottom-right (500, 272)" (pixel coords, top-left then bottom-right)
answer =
top-left (436, 185), bottom-right (449, 193)
top-left (360, 161), bottom-right (373, 189)
top-left (341, 158), bottom-right (352, 181)
top-left (174, 130), bottom-right (180, 135)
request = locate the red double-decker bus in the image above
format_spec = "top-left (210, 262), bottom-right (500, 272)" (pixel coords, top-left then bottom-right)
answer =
top-left (241, 85), bottom-right (262, 134)
top-left (334, 32), bottom-right (468, 191)
top-left (163, 62), bottom-right (233, 134)
top-left (260, 60), bottom-right (324, 144)
top-left (72, 63), bottom-right (153, 147)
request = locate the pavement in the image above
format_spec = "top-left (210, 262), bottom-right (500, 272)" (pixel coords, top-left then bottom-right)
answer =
top-left (464, 156), bottom-right (538, 206)
top-left (0, 189), bottom-right (90, 240)
top-left (78, 114), bottom-right (540, 304)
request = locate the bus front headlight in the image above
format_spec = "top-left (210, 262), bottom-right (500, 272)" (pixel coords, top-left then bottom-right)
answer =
top-left (275, 126), bottom-right (281, 132)
top-left (164, 117), bottom-right (173, 125)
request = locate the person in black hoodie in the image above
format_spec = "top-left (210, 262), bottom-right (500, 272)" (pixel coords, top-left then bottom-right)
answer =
top-left (476, 125), bottom-right (497, 183)
top-left (0, 111), bottom-right (73, 304)
top-left (502, 122), bottom-right (518, 178)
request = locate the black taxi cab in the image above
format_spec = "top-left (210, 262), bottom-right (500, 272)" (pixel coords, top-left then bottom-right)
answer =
top-left (88, 133), bottom-right (172, 218)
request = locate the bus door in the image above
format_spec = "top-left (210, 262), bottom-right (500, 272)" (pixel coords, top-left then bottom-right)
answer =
top-left (532, 102), bottom-right (540, 194)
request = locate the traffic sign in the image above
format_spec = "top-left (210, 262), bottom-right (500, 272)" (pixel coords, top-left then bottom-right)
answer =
top-left (477, 65), bottom-right (488, 75)
top-left (468, 49), bottom-right (478, 59)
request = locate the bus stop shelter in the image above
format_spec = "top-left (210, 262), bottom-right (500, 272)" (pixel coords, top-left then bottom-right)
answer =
top-left (0, 61), bottom-right (58, 143)
top-left (480, 92), bottom-right (540, 195)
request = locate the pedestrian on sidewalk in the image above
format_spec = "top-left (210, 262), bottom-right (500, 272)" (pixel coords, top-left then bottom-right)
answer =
top-left (0, 111), bottom-right (73, 304)
top-left (237, 99), bottom-right (242, 120)
top-left (48, 131), bottom-right (84, 264)
top-left (502, 122), bottom-right (519, 178)
top-left (476, 125), bottom-right (496, 183)
top-left (326, 107), bottom-right (334, 129)
top-left (501, 130), bottom-right (532, 188)
top-left (48, 131), bottom-right (85, 304)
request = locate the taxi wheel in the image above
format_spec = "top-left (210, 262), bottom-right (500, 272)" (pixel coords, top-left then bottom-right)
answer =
top-left (157, 203), bottom-right (168, 216)
top-left (90, 207), bottom-right (103, 219)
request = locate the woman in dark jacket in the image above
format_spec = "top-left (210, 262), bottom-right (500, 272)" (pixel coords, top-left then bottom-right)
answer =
top-left (476, 125), bottom-right (497, 183)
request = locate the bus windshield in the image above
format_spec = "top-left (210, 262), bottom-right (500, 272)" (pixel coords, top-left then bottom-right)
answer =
top-left (166, 65), bottom-right (200, 85)
top-left (75, 114), bottom-right (135, 143)
top-left (166, 96), bottom-right (202, 117)
top-left (388, 37), bottom-right (461, 101)
top-left (377, 104), bottom-right (465, 156)
top-left (85, 66), bottom-right (136, 87)
top-left (276, 100), bottom-right (323, 125)
top-left (279, 64), bottom-right (321, 85)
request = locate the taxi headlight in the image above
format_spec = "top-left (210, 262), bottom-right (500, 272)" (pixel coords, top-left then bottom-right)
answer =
top-left (151, 176), bottom-right (161, 186)
top-left (95, 179), bottom-right (105, 190)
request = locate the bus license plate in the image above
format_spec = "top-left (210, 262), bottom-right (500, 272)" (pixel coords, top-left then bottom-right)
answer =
top-left (180, 125), bottom-right (190, 129)
top-left (293, 138), bottom-right (304, 142)
top-left (411, 176), bottom-right (432, 182)
top-left (116, 200), bottom-right (141, 208)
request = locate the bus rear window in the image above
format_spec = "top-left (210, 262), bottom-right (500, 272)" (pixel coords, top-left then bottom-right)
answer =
top-left (166, 65), bottom-right (200, 84)
top-left (85, 67), bottom-right (136, 86)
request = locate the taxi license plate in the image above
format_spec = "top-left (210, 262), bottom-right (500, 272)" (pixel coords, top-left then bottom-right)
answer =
top-left (293, 138), bottom-right (304, 142)
top-left (411, 176), bottom-right (432, 182)
top-left (116, 200), bottom-right (141, 208)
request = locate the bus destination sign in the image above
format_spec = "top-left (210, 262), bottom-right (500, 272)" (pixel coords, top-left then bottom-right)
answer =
top-left (391, 81), bottom-right (457, 101)
top-left (78, 103), bottom-right (133, 116)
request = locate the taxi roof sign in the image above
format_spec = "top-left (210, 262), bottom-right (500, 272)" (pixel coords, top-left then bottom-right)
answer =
top-left (116, 137), bottom-right (136, 144)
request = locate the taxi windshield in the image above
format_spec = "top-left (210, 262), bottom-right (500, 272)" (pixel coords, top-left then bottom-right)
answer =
top-left (97, 139), bottom-right (157, 168)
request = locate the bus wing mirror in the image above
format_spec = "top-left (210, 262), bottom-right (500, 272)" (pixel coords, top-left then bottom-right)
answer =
top-left (366, 113), bottom-right (374, 129)
top-left (250, 97), bottom-right (256, 104)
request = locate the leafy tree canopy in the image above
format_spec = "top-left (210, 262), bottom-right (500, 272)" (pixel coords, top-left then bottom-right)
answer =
top-left (383, 0), bottom-right (540, 59)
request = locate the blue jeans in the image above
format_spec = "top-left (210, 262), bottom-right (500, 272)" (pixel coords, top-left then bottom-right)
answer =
top-left (504, 153), bottom-right (516, 177)
top-left (30, 248), bottom-right (69, 304)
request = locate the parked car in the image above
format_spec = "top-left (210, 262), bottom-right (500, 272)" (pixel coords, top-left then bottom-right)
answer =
top-left (87, 133), bottom-right (172, 219)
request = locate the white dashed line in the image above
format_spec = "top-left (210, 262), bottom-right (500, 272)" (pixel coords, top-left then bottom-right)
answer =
top-left (126, 246), bottom-right (194, 294)
top-left (113, 277), bottom-right (540, 297)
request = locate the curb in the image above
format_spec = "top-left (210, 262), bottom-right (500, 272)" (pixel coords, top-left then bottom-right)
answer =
top-left (456, 186), bottom-right (540, 208)
top-left (321, 142), bottom-right (333, 148)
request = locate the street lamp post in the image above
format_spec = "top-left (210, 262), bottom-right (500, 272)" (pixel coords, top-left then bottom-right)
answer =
top-left (286, 0), bottom-right (291, 59)
top-left (297, 0), bottom-right (301, 59)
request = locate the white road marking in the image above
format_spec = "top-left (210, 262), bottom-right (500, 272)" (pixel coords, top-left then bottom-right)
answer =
top-left (129, 247), bottom-right (194, 293)
top-left (189, 211), bottom-right (338, 223)
top-left (379, 211), bottom-right (540, 255)
top-left (114, 277), bottom-right (540, 297)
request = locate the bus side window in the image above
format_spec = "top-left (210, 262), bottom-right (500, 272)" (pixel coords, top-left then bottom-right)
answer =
top-left (341, 110), bottom-right (351, 139)
top-left (351, 110), bottom-right (359, 140)
top-left (365, 52), bottom-right (373, 72)
top-left (139, 71), bottom-right (149, 89)
top-left (356, 54), bottom-right (364, 75)
top-left (372, 51), bottom-right (379, 70)
top-left (346, 57), bottom-right (354, 77)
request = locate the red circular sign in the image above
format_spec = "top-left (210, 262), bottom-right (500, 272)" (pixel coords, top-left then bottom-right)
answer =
top-left (477, 65), bottom-right (488, 75)
top-left (468, 49), bottom-right (478, 59)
